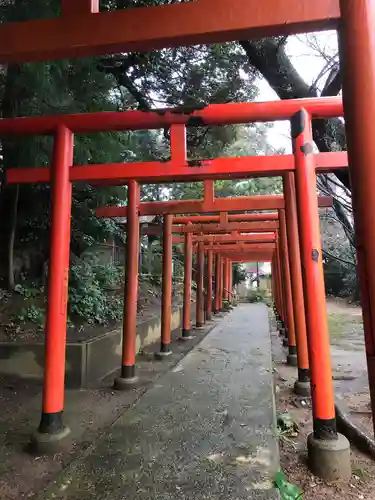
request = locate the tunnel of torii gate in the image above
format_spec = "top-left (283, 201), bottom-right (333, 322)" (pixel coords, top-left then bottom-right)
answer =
top-left (2, 0), bottom-right (375, 482)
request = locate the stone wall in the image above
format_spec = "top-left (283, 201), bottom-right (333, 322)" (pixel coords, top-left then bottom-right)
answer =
top-left (0, 305), bottom-right (191, 388)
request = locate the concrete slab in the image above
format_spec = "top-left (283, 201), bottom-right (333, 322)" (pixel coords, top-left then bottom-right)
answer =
top-left (38, 304), bottom-right (279, 500)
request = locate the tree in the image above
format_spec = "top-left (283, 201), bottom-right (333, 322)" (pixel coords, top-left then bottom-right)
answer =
top-left (1, 2), bottom-right (350, 317)
top-left (0, 0), bottom-right (280, 325)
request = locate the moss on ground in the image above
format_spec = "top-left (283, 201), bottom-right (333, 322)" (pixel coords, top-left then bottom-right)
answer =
top-left (328, 311), bottom-right (363, 339)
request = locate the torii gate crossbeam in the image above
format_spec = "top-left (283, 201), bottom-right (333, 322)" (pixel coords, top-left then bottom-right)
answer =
top-left (0, 0), bottom-right (339, 63)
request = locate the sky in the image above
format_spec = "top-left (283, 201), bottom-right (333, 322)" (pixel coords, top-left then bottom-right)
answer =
top-left (250, 31), bottom-right (338, 271)
top-left (254, 31), bottom-right (338, 152)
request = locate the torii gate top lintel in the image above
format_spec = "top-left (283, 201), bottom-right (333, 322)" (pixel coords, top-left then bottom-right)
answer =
top-left (0, 1), bottom-right (340, 64)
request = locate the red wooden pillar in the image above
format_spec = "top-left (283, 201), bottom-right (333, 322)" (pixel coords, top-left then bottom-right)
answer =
top-left (275, 238), bottom-right (285, 327)
top-left (226, 259), bottom-right (231, 301)
top-left (279, 209), bottom-right (297, 361)
top-left (223, 258), bottom-right (229, 301)
top-left (292, 109), bottom-right (337, 436)
top-left (214, 254), bottom-right (221, 313)
top-left (293, 108), bottom-right (350, 480)
top-left (271, 256), bottom-right (278, 313)
top-left (284, 173), bottom-right (310, 395)
top-left (273, 253), bottom-right (281, 320)
top-left (158, 214), bottom-right (173, 357)
top-left (272, 254), bottom-right (282, 331)
top-left (228, 260), bottom-right (233, 303)
top-left (181, 228), bottom-right (193, 339)
top-left (114, 180), bottom-right (140, 389)
top-left (272, 258), bottom-right (278, 310)
top-left (206, 249), bottom-right (213, 321)
top-left (34, 125), bottom-right (73, 450)
top-left (340, 0), bottom-right (375, 438)
top-left (196, 242), bottom-right (205, 328)
top-left (219, 257), bottom-right (224, 311)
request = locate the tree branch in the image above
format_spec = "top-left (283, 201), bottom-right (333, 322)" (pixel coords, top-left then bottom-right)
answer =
top-left (98, 55), bottom-right (152, 111)
top-left (239, 39), bottom-right (350, 189)
top-left (322, 249), bottom-right (356, 268)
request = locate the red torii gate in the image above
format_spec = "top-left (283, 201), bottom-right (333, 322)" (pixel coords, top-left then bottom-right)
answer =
top-left (4, 100), bottom-right (348, 479)
top-left (100, 173), bottom-right (329, 371)
top-left (104, 189), bottom-right (330, 375)
top-left (138, 220), bottom-right (280, 237)
top-left (0, 0), bottom-right (341, 63)
top-left (115, 201), bottom-right (319, 385)
top-left (3, 0), bottom-right (375, 482)
top-left (142, 215), bottom-right (280, 333)
top-left (172, 213), bottom-right (280, 224)
top-left (173, 233), bottom-right (276, 244)
top-left (4, 107), bottom-right (346, 474)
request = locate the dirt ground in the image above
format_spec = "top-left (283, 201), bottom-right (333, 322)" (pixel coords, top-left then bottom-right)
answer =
top-left (273, 298), bottom-right (375, 499)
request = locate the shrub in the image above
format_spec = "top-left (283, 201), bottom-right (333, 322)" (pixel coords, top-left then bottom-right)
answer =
top-left (18, 305), bottom-right (45, 330)
top-left (68, 256), bottom-right (123, 324)
top-left (247, 288), bottom-right (268, 303)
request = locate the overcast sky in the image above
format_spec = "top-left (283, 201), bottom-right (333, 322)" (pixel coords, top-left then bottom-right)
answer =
top-left (253, 31), bottom-right (338, 270)
top-left (255, 31), bottom-right (338, 152)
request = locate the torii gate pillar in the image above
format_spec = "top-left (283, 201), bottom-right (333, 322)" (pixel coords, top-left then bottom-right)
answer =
top-left (32, 125), bottom-right (73, 452)
top-left (114, 181), bottom-right (141, 390)
top-left (214, 255), bottom-right (221, 314)
top-left (283, 173), bottom-right (310, 397)
top-left (206, 249), bottom-right (213, 321)
top-left (279, 209), bottom-right (298, 364)
top-left (292, 109), bottom-right (350, 481)
top-left (195, 242), bottom-right (205, 328)
top-left (181, 228), bottom-right (193, 340)
top-left (156, 214), bottom-right (173, 358)
top-left (340, 0), bottom-right (375, 440)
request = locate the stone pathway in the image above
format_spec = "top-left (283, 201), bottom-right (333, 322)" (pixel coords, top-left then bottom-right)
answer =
top-left (38, 304), bottom-right (279, 500)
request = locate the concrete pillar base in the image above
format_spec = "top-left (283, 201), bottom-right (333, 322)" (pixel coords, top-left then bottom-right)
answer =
top-left (294, 379), bottom-right (311, 397)
top-left (113, 376), bottom-right (139, 390)
top-left (307, 432), bottom-right (351, 482)
top-left (30, 425), bottom-right (71, 455)
top-left (155, 350), bottom-right (173, 360)
top-left (282, 337), bottom-right (289, 347)
top-left (287, 353), bottom-right (298, 367)
top-left (194, 325), bottom-right (205, 331)
top-left (179, 329), bottom-right (194, 341)
top-left (206, 313), bottom-right (212, 321)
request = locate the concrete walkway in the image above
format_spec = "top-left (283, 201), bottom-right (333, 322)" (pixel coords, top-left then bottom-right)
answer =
top-left (39, 304), bottom-right (279, 500)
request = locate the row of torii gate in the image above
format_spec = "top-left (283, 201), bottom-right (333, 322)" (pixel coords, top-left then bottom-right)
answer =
top-left (3, 102), bottom-right (351, 479)
top-left (1, 0), bottom-right (375, 483)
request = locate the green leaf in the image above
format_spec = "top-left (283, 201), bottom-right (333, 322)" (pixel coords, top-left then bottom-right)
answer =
top-left (275, 471), bottom-right (303, 499)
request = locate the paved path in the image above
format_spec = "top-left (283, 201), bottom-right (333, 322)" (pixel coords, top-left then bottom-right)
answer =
top-left (39, 304), bottom-right (279, 500)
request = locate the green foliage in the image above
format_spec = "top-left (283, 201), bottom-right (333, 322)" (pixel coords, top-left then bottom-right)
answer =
top-left (0, 0), bottom-right (284, 330)
top-left (324, 259), bottom-right (357, 299)
top-left (232, 263), bottom-right (247, 286)
top-left (247, 288), bottom-right (268, 303)
top-left (68, 257), bottom-right (123, 324)
top-left (274, 471), bottom-right (303, 499)
top-left (18, 305), bottom-right (45, 330)
top-left (14, 283), bottom-right (40, 299)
